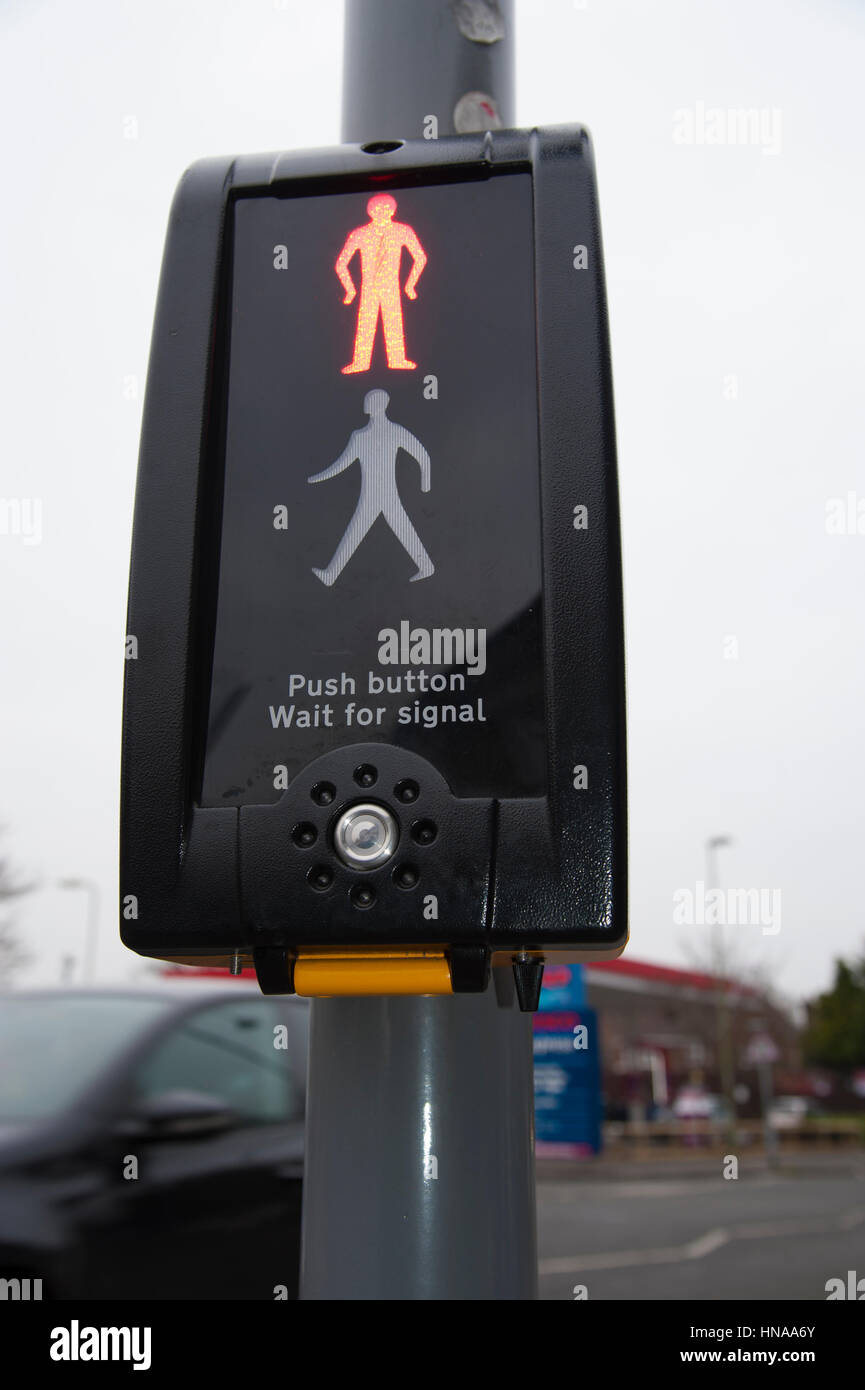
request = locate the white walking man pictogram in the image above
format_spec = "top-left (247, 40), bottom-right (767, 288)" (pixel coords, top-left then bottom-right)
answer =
top-left (308, 388), bottom-right (434, 586)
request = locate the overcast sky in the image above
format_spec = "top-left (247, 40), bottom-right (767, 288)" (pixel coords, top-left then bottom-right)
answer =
top-left (0, 0), bottom-right (862, 1001)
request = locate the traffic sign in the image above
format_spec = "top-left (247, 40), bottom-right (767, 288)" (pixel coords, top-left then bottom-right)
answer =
top-left (745, 1033), bottom-right (780, 1067)
top-left (120, 128), bottom-right (627, 1000)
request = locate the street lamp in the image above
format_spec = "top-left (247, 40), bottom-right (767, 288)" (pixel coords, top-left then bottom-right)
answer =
top-left (705, 834), bottom-right (733, 891)
top-left (704, 835), bottom-right (736, 1137)
top-left (58, 877), bottom-right (100, 983)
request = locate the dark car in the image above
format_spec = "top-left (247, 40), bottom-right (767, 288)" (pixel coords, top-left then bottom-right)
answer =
top-left (0, 982), bottom-right (308, 1300)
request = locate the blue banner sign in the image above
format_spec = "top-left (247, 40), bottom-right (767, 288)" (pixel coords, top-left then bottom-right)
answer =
top-left (534, 965), bottom-right (602, 1156)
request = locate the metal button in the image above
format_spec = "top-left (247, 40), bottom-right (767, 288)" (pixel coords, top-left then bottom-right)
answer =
top-left (333, 802), bottom-right (399, 870)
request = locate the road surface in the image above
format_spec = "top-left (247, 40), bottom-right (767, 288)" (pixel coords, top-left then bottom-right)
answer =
top-left (537, 1158), bottom-right (865, 1300)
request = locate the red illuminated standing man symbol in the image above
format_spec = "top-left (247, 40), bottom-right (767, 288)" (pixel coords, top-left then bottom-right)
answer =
top-left (336, 193), bottom-right (427, 374)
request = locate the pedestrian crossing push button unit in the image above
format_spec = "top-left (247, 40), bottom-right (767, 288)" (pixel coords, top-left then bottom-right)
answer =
top-left (120, 127), bottom-right (627, 1005)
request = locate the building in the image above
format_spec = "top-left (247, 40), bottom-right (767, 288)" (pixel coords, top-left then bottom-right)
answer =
top-left (584, 958), bottom-right (800, 1120)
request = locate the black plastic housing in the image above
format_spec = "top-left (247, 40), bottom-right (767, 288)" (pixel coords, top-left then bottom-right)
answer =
top-left (120, 126), bottom-right (627, 973)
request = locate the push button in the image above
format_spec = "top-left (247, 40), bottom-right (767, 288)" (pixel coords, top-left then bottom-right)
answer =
top-left (333, 802), bottom-right (398, 870)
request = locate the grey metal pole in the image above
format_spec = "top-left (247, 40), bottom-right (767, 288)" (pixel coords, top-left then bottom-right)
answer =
top-left (757, 1058), bottom-right (779, 1169)
top-left (301, 979), bottom-right (537, 1300)
top-left (341, 0), bottom-right (515, 142)
top-left (300, 0), bottom-right (537, 1301)
top-left (59, 876), bottom-right (100, 983)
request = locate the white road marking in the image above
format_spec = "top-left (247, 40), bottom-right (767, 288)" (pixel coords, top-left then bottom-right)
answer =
top-left (538, 1205), bottom-right (865, 1277)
